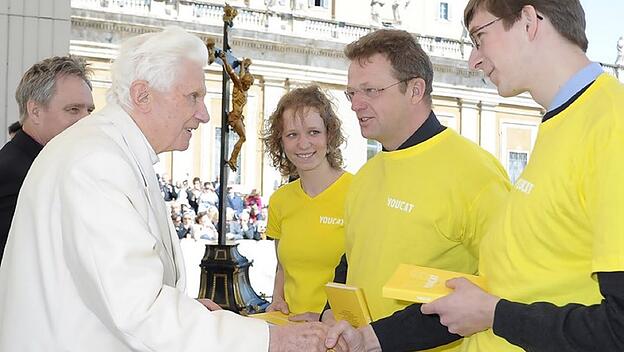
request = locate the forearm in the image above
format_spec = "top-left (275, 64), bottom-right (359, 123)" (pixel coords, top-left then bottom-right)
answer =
top-left (494, 272), bottom-right (624, 351)
top-left (222, 58), bottom-right (234, 76)
top-left (271, 262), bottom-right (286, 301)
top-left (371, 303), bottom-right (461, 351)
top-left (223, 62), bottom-right (240, 86)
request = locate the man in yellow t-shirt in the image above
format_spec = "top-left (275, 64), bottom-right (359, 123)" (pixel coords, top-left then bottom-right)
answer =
top-left (355, 1), bottom-right (624, 352)
top-left (321, 29), bottom-right (511, 352)
top-left (419, 1), bottom-right (624, 350)
top-left (325, 2), bottom-right (624, 352)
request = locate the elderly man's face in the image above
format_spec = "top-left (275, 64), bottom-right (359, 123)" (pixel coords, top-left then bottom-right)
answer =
top-left (150, 60), bottom-right (209, 153)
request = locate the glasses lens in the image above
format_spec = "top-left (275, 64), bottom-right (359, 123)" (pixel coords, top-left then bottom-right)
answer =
top-left (470, 36), bottom-right (479, 49)
top-left (344, 91), bottom-right (353, 102)
top-left (364, 88), bottom-right (380, 99)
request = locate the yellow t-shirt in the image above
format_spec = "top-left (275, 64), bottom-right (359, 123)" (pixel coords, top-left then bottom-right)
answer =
top-left (463, 74), bottom-right (624, 351)
top-left (346, 129), bottom-right (510, 352)
top-left (267, 172), bottom-right (352, 314)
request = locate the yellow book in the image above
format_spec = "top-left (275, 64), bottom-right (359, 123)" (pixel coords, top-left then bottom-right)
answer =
top-left (248, 311), bottom-right (293, 326)
top-left (324, 282), bottom-right (372, 328)
top-left (383, 264), bottom-right (487, 303)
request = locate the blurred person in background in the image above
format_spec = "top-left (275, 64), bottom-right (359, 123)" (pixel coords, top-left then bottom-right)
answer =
top-left (188, 176), bottom-right (202, 213)
top-left (225, 185), bottom-right (245, 216)
top-left (245, 188), bottom-right (263, 208)
top-left (192, 211), bottom-right (218, 241)
top-left (197, 181), bottom-right (219, 213)
top-left (173, 213), bottom-right (191, 240)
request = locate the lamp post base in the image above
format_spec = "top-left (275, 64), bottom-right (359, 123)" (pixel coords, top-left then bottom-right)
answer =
top-left (198, 242), bottom-right (269, 314)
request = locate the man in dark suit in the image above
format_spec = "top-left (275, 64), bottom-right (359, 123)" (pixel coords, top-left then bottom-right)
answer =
top-left (0, 56), bottom-right (94, 262)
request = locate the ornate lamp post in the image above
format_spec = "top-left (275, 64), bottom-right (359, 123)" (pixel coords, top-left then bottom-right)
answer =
top-left (197, 4), bottom-right (269, 314)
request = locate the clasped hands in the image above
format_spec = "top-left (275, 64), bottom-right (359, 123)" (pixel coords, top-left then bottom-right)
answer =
top-left (200, 279), bottom-right (501, 352)
top-left (318, 278), bottom-right (501, 351)
top-left (266, 299), bottom-right (358, 351)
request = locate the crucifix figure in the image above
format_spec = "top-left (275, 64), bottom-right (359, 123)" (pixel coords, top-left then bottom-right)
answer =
top-left (197, 4), bottom-right (268, 314)
top-left (371, 0), bottom-right (385, 24)
top-left (219, 51), bottom-right (254, 171)
top-left (616, 36), bottom-right (624, 66)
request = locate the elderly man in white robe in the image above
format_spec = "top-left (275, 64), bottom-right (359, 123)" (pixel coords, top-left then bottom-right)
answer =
top-left (0, 26), bottom-right (332, 352)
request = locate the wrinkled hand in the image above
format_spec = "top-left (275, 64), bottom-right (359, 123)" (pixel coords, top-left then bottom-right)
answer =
top-left (325, 320), bottom-right (371, 352)
top-left (196, 298), bottom-right (222, 311)
top-left (421, 278), bottom-right (500, 336)
top-left (289, 312), bottom-right (321, 323)
top-left (269, 322), bottom-right (346, 352)
top-left (266, 299), bottom-right (290, 315)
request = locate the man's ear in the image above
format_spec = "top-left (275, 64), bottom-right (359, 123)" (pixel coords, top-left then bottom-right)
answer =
top-left (409, 78), bottom-right (426, 104)
top-left (521, 5), bottom-right (540, 41)
top-left (26, 100), bottom-right (42, 125)
top-left (130, 80), bottom-right (151, 112)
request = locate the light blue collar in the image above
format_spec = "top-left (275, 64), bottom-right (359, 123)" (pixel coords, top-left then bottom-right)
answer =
top-left (548, 62), bottom-right (603, 112)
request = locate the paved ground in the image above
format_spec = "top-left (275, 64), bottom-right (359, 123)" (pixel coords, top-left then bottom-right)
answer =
top-left (180, 239), bottom-right (277, 300)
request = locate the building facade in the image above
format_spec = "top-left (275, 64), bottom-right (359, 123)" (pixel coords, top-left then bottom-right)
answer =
top-left (1, 0), bottom-right (72, 141)
top-left (48, 0), bottom-right (624, 197)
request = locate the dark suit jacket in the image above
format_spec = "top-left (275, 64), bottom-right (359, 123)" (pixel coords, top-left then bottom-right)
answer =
top-left (0, 129), bottom-right (42, 261)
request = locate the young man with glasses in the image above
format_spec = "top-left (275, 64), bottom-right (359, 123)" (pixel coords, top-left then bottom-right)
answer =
top-left (326, 1), bottom-right (624, 352)
top-left (322, 29), bottom-right (511, 352)
top-left (420, 0), bottom-right (624, 351)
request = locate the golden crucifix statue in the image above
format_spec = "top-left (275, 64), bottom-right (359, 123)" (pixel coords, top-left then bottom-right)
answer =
top-left (219, 51), bottom-right (254, 171)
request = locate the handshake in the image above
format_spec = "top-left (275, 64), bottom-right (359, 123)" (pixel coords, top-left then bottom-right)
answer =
top-left (263, 300), bottom-right (380, 352)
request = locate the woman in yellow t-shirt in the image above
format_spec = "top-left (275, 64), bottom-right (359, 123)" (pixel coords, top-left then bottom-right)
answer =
top-left (262, 85), bottom-right (352, 320)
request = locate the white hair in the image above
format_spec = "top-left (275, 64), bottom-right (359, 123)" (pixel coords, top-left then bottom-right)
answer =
top-left (107, 26), bottom-right (208, 110)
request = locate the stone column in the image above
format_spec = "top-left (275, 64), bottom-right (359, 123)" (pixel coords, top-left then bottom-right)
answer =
top-left (259, 78), bottom-right (287, 199)
top-left (334, 88), bottom-right (368, 173)
top-left (459, 98), bottom-right (480, 144)
top-left (479, 101), bottom-right (499, 157)
top-left (1, 0), bottom-right (70, 144)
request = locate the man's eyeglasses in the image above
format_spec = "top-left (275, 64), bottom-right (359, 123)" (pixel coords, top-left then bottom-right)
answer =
top-left (469, 14), bottom-right (543, 50)
top-left (344, 77), bottom-right (416, 102)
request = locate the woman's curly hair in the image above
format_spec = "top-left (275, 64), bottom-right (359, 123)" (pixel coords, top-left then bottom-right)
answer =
top-left (262, 85), bottom-right (346, 177)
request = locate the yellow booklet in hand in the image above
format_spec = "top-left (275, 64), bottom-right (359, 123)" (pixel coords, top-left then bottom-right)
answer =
top-left (383, 264), bottom-right (487, 303)
top-left (324, 282), bottom-right (372, 328)
top-left (249, 311), bottom-right (293, 326)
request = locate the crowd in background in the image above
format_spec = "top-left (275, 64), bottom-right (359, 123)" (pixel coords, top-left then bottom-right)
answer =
top-left (157, 174), bottom-right (266, 242)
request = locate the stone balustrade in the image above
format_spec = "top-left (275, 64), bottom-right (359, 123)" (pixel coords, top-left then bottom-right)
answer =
top-left (71, 0), bottom-right (470, 59)
top-left (71, 0), bottom-right (624, 71)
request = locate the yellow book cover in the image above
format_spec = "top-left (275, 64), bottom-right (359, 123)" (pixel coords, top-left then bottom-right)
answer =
top-left (248, 311), bottom-right (293, 326)
top-left (383, 264), bottom-right (487, 303)
top-left (324, 282), bottom-right (372, 328)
